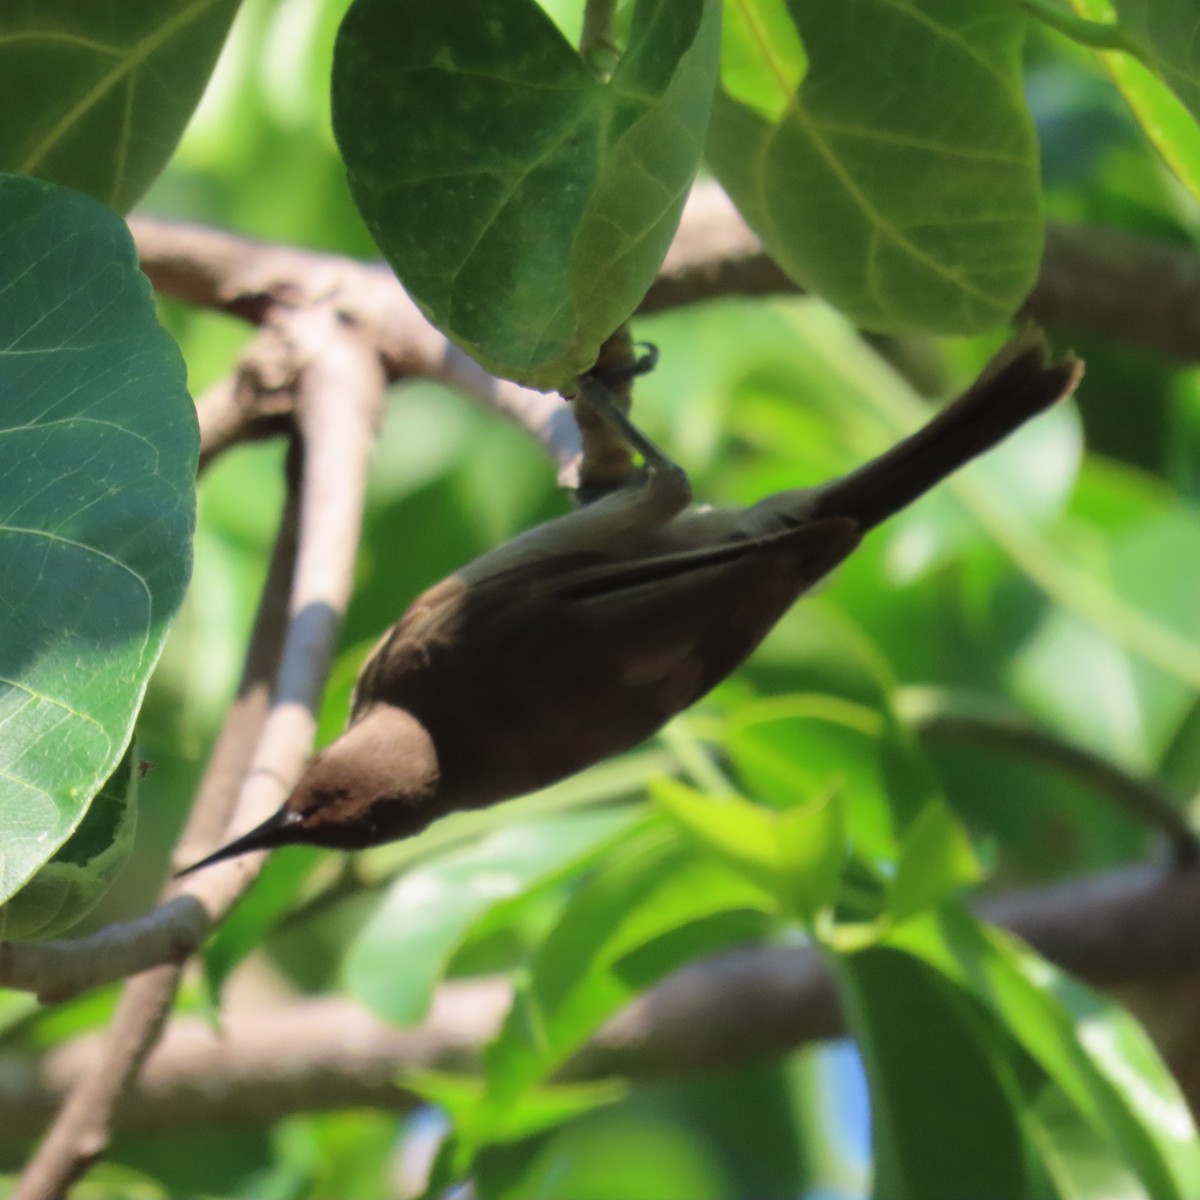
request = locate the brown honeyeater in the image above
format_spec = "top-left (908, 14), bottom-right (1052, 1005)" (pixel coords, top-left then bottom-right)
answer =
top-left (179, 328), bottom-right (1082, 875)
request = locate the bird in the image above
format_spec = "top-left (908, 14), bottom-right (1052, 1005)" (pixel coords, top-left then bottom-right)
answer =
top-left (178, 328), bottom-right (1083, 874)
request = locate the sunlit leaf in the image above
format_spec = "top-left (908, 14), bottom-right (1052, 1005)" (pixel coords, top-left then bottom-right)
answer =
top-left (409, 1069), bottom-right (627, 1144)
top-left (463, 825), bottom-right (773, 1154)
top-left (654, 776), bottom-right (848, 923)
top-left (886, 800), bottom-right (981, 921)
top-left (887, 907), bottom-right (1200, 1198)
top-left (653, 778), bottom-right (784, 887)
top-left (707, 0), bottom-right (1042, 333)
top-left (1066, 0), bottom-right (1200, 203)
top-left (0, 175), bottom-right (196, 905)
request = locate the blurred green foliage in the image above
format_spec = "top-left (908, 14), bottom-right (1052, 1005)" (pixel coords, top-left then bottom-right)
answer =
top-left (3, 0), bottom-right (1200, 1197)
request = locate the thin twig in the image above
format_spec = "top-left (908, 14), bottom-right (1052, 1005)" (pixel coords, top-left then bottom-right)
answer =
top-left (0, 897), bottom-right (206, 1005)
top-left (175, 461), bottom-right (302, 864)
top-left (195, 374), bottom-right (293, 473)
top-left (572, 326), bottom-right (643, 498)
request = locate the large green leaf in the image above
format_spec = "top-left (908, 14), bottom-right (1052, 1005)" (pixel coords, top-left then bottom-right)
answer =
top-left (0, 0), bottom-right (242, 212)
top-left (836, 946), bottom-right (1036, 1199)
top-left (885, 800), bottom-right (980, 921)
top-left (332, 0), bottom-right (720, 389)
top-left (720, 690), bottom-right (940, 863)
top-left (887, 907), bottom-right (1200, 1199)
top-left (653, 776), bottom-right (846, 924)
top-left (706, 0), bottom-right (1043, 333)
top-left (0, 175), bottom-right (197, 905)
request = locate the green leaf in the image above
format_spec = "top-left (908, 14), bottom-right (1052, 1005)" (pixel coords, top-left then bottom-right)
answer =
top-left (836, 945), bottom-right (1036, 1200)
top-left (332, 0), bottom-right (720, 388)
top-left (55, 1162), bottom-right (172, 1200)
top-left (0, 0), bottom-right (242, 212)
top-left (466, 824), bottom-right (773, 1152)
top-left (1024, 1080), bottom-right (1144, 1200)
top-left (0, 175), bottom-right (197, 905)
top-left (1065, 0), bottom-right (1200, 204)
top-left (720, 691), bottom-right (937, 864)
top-left (653, 776), bottom-right (846, 923)
top-left (707, 0), bottom-right (1043, 333)
top-left (720, 0), bottom-right (807, 122)
top-left (345, 810), bottom-right (643, 1025)
top-left (886, 800), bottom-right (981, 921)
top-left (409, 1070), bottom-right (627, 1144)
top-left (653, 778), bottom-right (784, 891)
top-left (774, 787), bottom-right (846, 922)
top-left (774, 303), bottom-right (1200, 701)
top-left (1013, 507), bottom-right (1200, 767)
top-left (0, 740), bottom-right (138, 939)
top-left (887, 907), bottom-right (1200, 1199)
top-left (1112, 2), bottom-right (1200, 124)
top-left (724, 693), bottom-right (885, 811)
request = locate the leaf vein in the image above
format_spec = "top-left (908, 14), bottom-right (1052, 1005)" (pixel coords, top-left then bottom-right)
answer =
top-left (19, 0), bottom-right (228, 176)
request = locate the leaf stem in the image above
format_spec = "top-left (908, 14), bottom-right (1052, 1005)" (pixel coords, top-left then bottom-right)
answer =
top-left (580, 0), bottom-right (619, 76)
top-left (659, 718), bottom-right (737, 797)
top-left (1016, 0), bottom-right (1144, 58)
top-left (898, 686), bottom-right (1199, 867)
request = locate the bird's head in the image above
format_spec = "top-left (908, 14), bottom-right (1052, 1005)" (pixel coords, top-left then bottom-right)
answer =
top-left (176, 705), bottom-right (440, 875)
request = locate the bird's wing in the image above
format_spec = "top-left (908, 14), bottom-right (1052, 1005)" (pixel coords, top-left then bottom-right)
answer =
top-left (352, 514), bottom-right (860, 718)
top-left (542, 514), bottom-right (856, 602)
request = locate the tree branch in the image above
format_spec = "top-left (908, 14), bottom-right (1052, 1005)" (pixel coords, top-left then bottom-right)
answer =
top-left (4, 863), bottom-right (1200, 1141)
top-left (1024, 222), bottom-right (1200, 362)
top-left (133, 216), bottom-right (582, 478)
top-left (135, 186), bottom-right (1200, 487)
top-left (649, 186), bottom-right (1200, 366)
top-left (11, 301), bottom-right (386, 1199)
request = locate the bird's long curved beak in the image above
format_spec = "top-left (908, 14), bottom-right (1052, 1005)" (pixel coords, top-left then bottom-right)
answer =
top-left (174, 805), bottom-right (304, 878)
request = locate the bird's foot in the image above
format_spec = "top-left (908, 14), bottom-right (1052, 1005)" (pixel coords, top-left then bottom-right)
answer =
top-left (577, 344), bottom-right (689, 501)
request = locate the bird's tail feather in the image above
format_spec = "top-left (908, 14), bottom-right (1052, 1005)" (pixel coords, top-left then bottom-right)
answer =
top-left (810, 328), bottom-right (1083, 532)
